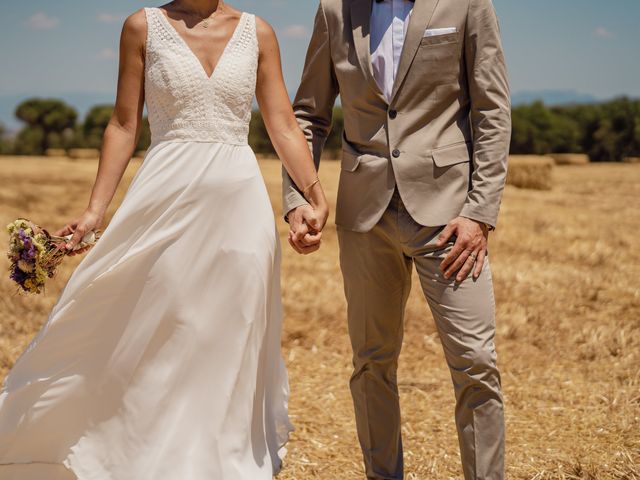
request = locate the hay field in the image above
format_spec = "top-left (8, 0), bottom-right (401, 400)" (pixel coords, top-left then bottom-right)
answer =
top-left (0, 155), bottom-right (638, 479)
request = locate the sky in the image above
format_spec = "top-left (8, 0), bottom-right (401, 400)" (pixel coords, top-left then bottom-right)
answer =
top-left (0, 0), bottom-right (639, 128)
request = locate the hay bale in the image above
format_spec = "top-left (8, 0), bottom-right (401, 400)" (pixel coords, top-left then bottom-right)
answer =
top-left (549, 153), bottom-right (590, 165)
top-left (507, 155), bottom-right (554, 190)
top-left (45, 148), bottom-right (67, 157)
top-left (68, 148), bottom-right (100, 160)
top-left (622, 157), bottom-right (640, 164)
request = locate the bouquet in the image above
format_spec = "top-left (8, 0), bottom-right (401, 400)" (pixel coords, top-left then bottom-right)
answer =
top-left (6, 218), bottom-right (101, 294)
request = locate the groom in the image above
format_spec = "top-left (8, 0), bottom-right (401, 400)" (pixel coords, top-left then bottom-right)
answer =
top-left (284, 0), bottom-right (511, 478)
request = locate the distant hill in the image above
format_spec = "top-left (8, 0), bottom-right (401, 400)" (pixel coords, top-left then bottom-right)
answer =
top-left (511, 89), bottom-right (600, 106)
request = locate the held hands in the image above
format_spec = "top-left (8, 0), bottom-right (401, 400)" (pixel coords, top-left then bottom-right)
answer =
top-left (287, 203), bottom-right (329, 255)
top-left (436, 217), bottom-right (490, 282)
top-left (54, 209), bottom-right (104, 257)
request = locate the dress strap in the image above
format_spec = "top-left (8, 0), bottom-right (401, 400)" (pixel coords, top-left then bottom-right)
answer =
top-left (234, 13), bottom-right (258, 58)
top-left (143, 7), bottom-right (162, 50)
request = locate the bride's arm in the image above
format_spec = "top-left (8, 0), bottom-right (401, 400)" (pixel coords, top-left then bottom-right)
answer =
top-left (254, 17), bottom-right (329, 252)
top-left (57, 10), bottom-right (147, 254)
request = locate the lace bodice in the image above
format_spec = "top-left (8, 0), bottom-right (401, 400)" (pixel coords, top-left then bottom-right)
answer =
top-left (144, 8), bottom-right (258, 145)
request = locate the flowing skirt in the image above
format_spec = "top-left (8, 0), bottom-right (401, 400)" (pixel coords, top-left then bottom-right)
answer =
top-left (0, 141), bottom-right (293, 479)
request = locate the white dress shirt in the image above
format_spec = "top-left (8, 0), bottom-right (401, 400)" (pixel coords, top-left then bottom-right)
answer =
top-left (370, 0), bottom-right (414, 102)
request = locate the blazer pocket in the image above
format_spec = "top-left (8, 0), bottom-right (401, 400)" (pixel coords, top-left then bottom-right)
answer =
top-left (417, 33), bottom-right (461, 83)
top-left (341, 149), bottom-right (362, 172)
top-left (431, 141), bottom-right (472, 167)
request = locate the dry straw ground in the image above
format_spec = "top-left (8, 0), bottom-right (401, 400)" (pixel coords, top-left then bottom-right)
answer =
top-left (0, 155), bottom-right (638, 479)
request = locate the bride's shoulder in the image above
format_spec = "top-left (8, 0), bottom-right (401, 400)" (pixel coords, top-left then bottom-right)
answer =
top-left (122, 9), bottom-right (148, 36)
top-left (248, 16), bottom-right (284, 59)
top-left (253, 15), bottom-right (278, 45)
top-left (118, 9), bottom-right (148, 47)
top-left (124, 8), bottom-right (148, 28)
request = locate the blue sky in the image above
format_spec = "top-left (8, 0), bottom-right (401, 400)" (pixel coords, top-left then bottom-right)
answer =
top-left (0, 0), bottom-right (638, 127)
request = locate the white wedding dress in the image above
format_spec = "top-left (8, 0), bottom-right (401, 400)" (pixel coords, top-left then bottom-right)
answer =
top-left (0, 8), bottom-right (293, 480)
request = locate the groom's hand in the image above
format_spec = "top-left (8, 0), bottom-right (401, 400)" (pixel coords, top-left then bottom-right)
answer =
top-left (286, 205), bottom-right (323, 255)
top-left (436, 217), bottom-right (490, 282)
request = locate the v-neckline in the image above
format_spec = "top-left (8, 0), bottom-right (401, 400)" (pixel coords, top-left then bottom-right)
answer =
top-left (155, 7), bottom-right (246, 80)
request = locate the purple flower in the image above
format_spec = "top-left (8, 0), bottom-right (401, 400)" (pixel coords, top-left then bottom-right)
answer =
top-left (10, 266), bottom-right (27, 285)
top-left (21, 245), bottom-right (36, 261)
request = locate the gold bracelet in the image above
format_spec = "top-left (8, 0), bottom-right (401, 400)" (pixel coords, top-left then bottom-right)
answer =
top-left (302, 178), bottom-right (320, 198)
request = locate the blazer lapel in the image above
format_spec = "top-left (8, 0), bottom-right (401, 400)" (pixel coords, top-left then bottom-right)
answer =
top-left (390, 0), bottom-right (440, 102)
top-left (350, 0), bottom-right (386, 102)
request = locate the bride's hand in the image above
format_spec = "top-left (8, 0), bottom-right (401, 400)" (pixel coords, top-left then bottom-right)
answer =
top-left (54, 209), bottom-right (103, 257)
top-left (287, 203), bottom-right (329, 255)
top-left (307, 201), bottom-right (329, 233)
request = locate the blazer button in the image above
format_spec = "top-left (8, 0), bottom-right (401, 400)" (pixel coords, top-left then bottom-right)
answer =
top-left (389, 109), bottom-right (397, 119)
top-left (392, 149), bottom-right (400, 158)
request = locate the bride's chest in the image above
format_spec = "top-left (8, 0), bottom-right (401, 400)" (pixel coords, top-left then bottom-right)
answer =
top-left (145, 45), bottom-right (257, 92)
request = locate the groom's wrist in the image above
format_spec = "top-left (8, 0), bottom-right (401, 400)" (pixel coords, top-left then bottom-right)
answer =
top-left (461, 216), bottom-right (494, 232)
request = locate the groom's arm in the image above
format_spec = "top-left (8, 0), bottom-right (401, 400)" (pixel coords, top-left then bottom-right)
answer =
top-left (282, 1), bottom-right (339, 219)
top-left (458, 0), bottom-right (511, 229)
top-left (436, 0), bottom-right (511, 282)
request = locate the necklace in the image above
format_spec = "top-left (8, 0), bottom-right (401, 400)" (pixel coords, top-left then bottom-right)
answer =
top-left (201, 13), bottom-right (217, 28)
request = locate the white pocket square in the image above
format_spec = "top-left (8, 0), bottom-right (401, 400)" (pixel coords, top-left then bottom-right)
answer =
top-left (423, 27), bottom-right (458, 37)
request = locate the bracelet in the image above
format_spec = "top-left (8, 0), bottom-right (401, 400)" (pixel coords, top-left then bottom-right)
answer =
top-left (302, 178), bottom-right (320, 198)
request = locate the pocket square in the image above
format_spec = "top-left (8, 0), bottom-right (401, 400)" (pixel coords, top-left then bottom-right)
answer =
top-left (423, 27), bottom-right (458, 37)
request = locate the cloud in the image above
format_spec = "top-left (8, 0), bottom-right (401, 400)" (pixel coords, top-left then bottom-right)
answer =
top-left (98, 13), bottom-right (126, 24)
top-left (97, 48), bottom-right (118, 60)
top-left (594, 26), bottom-right (614, 39)
top-left (281, 24), bottom-right (309, 39)
top-left (26, 12), bottom-right (60, 30)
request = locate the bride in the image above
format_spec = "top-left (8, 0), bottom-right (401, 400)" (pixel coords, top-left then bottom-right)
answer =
top-left (0, 1), bottom-right (328, 478)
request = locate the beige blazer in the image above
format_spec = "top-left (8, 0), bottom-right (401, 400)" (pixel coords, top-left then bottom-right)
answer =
top-left (283, 0), bottom-right (511, 232)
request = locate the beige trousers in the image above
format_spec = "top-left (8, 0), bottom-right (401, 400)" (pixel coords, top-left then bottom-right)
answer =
top-left (337, 189), bottom-right (505, 480)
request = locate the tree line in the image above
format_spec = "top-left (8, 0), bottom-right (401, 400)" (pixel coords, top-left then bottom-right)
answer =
top-left (0, 100), bottom-right (150, 156)
top-left (0, 97), bottom-right (638, 162)
top-left (511, 97), bottom-right (640, 162)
